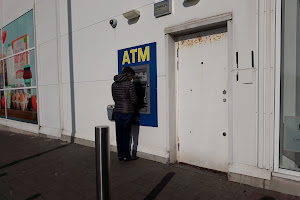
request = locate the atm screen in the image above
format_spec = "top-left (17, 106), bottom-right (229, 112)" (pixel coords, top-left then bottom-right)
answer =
top-left (131, 64), bottom-right (151, 114)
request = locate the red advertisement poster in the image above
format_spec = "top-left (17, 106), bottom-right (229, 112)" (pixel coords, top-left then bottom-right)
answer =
top-left (12, 34), bottom-right (29, 79)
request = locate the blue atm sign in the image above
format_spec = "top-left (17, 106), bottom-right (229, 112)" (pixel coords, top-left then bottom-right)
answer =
top-left (118, 43), bottom-right (158, 127)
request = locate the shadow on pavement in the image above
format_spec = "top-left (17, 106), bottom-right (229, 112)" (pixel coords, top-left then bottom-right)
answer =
top-left (144, 172), bottom-right (175, 200)
top-left (0, 144), bottom-right (69, 170)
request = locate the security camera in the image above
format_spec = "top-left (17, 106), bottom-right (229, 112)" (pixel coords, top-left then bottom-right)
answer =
top-left (109, 19), bottom-right (117, 28)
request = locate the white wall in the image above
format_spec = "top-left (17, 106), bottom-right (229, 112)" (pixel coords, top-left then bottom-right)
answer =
top-left (1, 0), bottom-right (34, 25)
top-left (0, 0), bottom-right (3, 28)
top-left (0, 0), bottom-right (277, 171)
top-left (57, 0), bottom-right (259, 161)
top-left (36, 0), bottom-right (61, 137)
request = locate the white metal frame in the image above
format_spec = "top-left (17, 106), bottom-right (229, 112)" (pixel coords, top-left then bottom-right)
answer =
top-left (0, 7), bottom-right (39, 126)
top-left (274, 0), bottom-right (300, 178)
top-left (270, 0), bottom-right (276, 171)
top-left (34, 1), bottom-right (41, 128)
top-left (227, 20), bottom-right (234, 164)
top-left (256, 0), bottom-right (260, 169)
top-left (175, 40), bottom-right (180, 162)
top-left (274, 0), bottom-right (281, 173)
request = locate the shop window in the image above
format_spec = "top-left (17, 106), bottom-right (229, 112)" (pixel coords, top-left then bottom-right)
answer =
top-left (280, 0), bottom-right (300, 172)
top-left (0, 10), bottom-right (37, 124)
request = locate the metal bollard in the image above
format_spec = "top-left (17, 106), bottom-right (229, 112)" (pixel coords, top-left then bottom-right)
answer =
top-left (95, 126), bottom-right (111, 200)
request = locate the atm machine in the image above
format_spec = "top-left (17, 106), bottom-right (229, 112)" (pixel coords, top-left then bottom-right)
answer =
top-left (131, 64), bottom-right (151, 115)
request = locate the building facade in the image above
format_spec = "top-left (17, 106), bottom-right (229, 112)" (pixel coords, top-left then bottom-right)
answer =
top-left (0, 0), bottom-right (299, 196)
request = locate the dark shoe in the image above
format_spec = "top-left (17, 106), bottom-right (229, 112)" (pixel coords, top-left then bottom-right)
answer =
top-left (118, 157), bottom-right (124, 161)
top-left (131, 151), bottom-right (139, 160)
top-left (131, 156), bottom-right (139, 160)
top-left (123, 157), bottom-right (134, 162)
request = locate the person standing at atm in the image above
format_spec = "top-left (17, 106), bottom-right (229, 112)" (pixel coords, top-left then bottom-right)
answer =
top-left (112, 67), bottom-right (138, 161)
top-left (130, 76), bottom-right (144, 160)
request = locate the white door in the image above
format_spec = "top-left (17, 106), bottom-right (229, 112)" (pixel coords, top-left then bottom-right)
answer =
top-left (177, 27), bottom-right (229, 172)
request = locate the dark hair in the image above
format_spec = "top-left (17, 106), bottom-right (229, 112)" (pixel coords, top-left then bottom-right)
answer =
top-left (122, 67), bottom-right (135, 77)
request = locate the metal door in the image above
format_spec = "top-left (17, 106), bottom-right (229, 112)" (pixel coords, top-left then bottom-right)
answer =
top-left (177, 27), bottom-right (229, 172)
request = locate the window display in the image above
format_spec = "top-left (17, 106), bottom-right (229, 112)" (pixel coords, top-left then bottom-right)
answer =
top-left (7, 89), bottom-right (37, 124)
top-left (4, 50), bottom-right (36, 89)
top-left (0, 10), bottom-right (37, 124)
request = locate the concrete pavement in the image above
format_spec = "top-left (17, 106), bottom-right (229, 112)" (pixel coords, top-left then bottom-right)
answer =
top-left (0, 130), bottom-right (299, 200)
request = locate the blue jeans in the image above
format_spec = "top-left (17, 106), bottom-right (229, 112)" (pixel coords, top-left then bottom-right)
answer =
top-left (130, 124), bottom-right (140, 152)
top-left (114, 113), bottom-right (134, 158)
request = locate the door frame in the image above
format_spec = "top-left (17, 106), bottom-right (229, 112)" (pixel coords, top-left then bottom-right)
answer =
top-left (273, 0), bottom-right (281, 174)
top-left (164, 13), bottom-right (234, 164)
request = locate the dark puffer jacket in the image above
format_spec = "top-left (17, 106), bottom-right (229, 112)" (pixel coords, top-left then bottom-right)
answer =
top-left (112, 73), bottom-right (137, 114)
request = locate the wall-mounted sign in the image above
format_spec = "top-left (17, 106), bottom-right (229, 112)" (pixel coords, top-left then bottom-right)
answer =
top-left (118, 43), bottom-right (158, 127)
top-left (154, 0), bottom-right (172, 18)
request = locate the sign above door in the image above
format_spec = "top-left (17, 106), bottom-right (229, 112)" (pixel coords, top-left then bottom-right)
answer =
top-left (154, 0), bottom-right (172, 18)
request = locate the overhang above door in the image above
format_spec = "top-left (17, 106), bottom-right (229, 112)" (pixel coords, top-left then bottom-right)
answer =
top-left (164, 13), bottom-right (232, 38)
